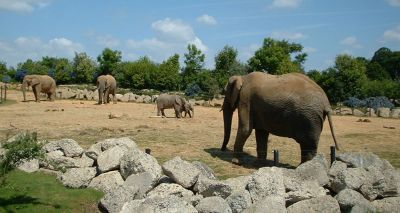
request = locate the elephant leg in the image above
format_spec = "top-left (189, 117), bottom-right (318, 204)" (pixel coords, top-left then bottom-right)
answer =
top-left (112, 92), bottom-right (116, 104)
top-left (33, 86), bottom-right (40, 102)
top-left (174, 106), bottom-right (181, 118)
top-left (299, 137), bottom-right (319, 163)
top-left (232, 119), bottom-right (253, 165)
top-left (161, 109), bottom-right (166, 118)
top-left (105, 90), bottom-right (110, 103)
top-left (255, 129), bottom-right (269, 162)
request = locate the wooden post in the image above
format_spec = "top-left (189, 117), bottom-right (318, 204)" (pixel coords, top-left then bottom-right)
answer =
top-left (4, 84), bottom-right (6, 101)
top-left (330, 146), bottom-right (336, 165)
top-left (0, 85), bottom-right (3, 103)
top-left (273, 150), bottom-right (279, 166)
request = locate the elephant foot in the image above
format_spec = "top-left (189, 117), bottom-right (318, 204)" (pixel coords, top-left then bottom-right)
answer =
top-left (254, 158), bottom-right (268, 167)
top-left (231, 157), bottom-right (241, 165)
top-left (220, 146), bottom-right (227, 151)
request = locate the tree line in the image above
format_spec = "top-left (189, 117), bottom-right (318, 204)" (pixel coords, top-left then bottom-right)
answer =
top-left (0, 37), bottom-right (399, 102)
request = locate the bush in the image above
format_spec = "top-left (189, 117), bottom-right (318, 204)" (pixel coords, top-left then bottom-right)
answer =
top-left (364, 96), bottom-right (395, 111)
top-left (1, 132), bottom-right (44, 176)
top-left (343, 97), bottom-right (366, 108)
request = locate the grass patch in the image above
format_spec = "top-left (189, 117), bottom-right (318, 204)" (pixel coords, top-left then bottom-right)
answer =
top-left (0, 99), bottom-right (17, 107)
top-left (0, 170), bottom-right (103, 213)
top-left (376, 151), bottom-right (400, 168)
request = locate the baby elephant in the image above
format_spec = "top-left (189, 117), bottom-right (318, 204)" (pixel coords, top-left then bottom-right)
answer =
top-left (156, 94), bottom-right (194, 118)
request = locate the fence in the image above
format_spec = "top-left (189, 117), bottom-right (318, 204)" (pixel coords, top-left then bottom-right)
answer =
top-left (0, 83), bottom-right (6, 103)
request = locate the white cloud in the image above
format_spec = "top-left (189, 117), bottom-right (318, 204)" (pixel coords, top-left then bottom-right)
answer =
top-left (151, 18), bottom-right (195, 42)
top-left (340, 36), bottom-right (362, 48)
top-left (126, 18), bottom-right (208, 63)
top-left (271, 31), bottom-right (306, 40)
top-left (270, 0), bottom-right (302, 8)
top-left (383, 25), bottom-right (400, 42)
top-left (0, 0), bottom-right (52, 12)
top-left (197, 14), bottom-right (217, 25)
top-left (95, 35), bottom-right (120, 48)
top-left (0, 36), bottom-right (83, 66)
top-left (303, 47), bottom-right (317, 53)
top-left (385, 0), bottom-right (400, 7)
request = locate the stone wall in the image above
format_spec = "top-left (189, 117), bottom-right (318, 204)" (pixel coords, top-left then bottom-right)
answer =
top-left (2, 135), bottom-right (399, 213)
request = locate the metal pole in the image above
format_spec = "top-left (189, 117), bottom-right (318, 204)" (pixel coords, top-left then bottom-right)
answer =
top-left (4, 84), bottom-right (6, 101)
top-left (0, 85), bottom-right (3, 103)
top-left (145, 148), bottom-right (151, 155)
top-left (330, 146), bottom-right (336, 165)
top-left (273, 150), bottom-right (279, 166)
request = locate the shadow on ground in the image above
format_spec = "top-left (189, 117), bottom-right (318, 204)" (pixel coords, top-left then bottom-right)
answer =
top-left (0, 195), bottom-right (60, 211)
top-left (204, 148), bottom-right (296, 169)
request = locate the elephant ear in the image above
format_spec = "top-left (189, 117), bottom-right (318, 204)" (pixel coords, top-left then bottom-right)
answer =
top-left (226, 76), bottom-right (243, 109)
top-left (175, 96), bottom-right (182, 107)
top-left (31, 78), bottom-right (40, 86)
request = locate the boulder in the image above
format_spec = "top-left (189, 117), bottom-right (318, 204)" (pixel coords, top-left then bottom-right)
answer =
top-left (336, 152), bottom-right (389, 169)
top-left (0, 147), bottom-right (6, 158)
top-left (43, 150), bottom-right (77, 170)
top-left (377, 107), bottom-right (391, 118)
top-left (60, 167), bottom-right (97, 188)
top-left (143, 95), bottom-right (152, 103)
top-left (123, 171), bottom-right (158, 199)
top-left (43, 138), bottom-right (84, 157)
top-left (88, 171), bottom-right (124, 194)
top-left (247, 167), bottom-right (285, 203)
top-left (372, 197), bottom-right (400, 213)
top-left (192, 161), bottom-right (217, 180)
top-left (97, 146), bottom-right (127, 173)
top-left (17, 159), bottom-right (39, 173)
top-left (147, 183), bottom-right (194, 199)
top-left (334, 189), bottom-right (376, 212)
top-left (284, 179), bottom-right (327, 205)
top-left (328, 160), bottom-right (348, 178)
top-left (122, 195), bottom-right (197, 213)
top-left (195, 196), bottom-right (232, 213)
top-left (195, 175), bottom-right (233, 198)
top-left (162, 156), bottom-right (200, 189)
top-left (366, 108), bottom-right (377, 117)
top-left (243, 195), bottom-right (286, 213)
top-left (98, 137), bottom-right (138, 151)
top-left (100, 185), bottom-right (139, 213)
top-left (353, 109), bottom-right (365, 117)
top-left (226, 190), bottom-right (252, 213)
top-left (74, 154), bottom-right (94, 168)
top-left (224, 175), bottom-right (251, 192)
top-left (330, 168), bottom-right (369, 193)
top-left (295, 154), bottom-right (329, 187)
top-left (115, 94), bottom-right (123, 102)
top-left (85, 142), bottom-right (103, 160)
top-left (287, 195), bottom-right (340, 213)
top-left (391, 108), bottom-right (400, 118)
top-left (210, 98), bottom-right (223, 107)
top-left (120, 148), bottom-right (162, 180)
top-left (337, 107), bottom-right (352, 115)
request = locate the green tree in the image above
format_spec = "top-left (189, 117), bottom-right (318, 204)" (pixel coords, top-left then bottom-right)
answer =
top-left (371, 47), bottom-right (400, 81)
top-left (214, 45), bottom-right (247, 89)
top-left (0, 61), bottom-right (7, 81)
top-left (115, 56), bottom-right (158, 90)
top-left (72, 52), bottom-right (97, 84)
top-left (17, 59), bottom-right (48, 75)
top-left (182, 44), bottom-right (205, 89)
top-left (97, 48), bottom-right (122, 75)
top-left (156, 54), bottom-right (180, 91)
top-left (248, 38), bottom-right (307, 74)
top-left (54, 58), bottom-right (73, 84)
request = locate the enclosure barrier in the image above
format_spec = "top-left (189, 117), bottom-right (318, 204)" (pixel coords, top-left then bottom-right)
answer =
top-left (0, 83), bottom-right (6, 103)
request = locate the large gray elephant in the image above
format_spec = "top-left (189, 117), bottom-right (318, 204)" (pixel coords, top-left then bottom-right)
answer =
top-left (221, 71), bottom-right (339, 164)
top-left (156, 94), bottom-right (194, 118)
top-left (22, 75), bottom-right (56, 102)
top-left (97, 74), bottom-right (117, 104)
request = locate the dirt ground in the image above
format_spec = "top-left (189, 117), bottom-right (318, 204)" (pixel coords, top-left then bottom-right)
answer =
top-left (1, 89), bottom-right (400, 178)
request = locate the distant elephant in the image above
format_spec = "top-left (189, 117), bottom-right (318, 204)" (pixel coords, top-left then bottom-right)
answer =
top-left (22, 75), bottom-right (56, 102)
top-left (221, 72), bottom-right (339, 164)
top-left (156, 94), bottom-right (194, 118)
top-left (97, 74), bottom-right (117, 104)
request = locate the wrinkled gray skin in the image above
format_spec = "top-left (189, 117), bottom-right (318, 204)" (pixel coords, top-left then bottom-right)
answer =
top-left (156, 94), bottom-right (194, 118)
top-left (97, 75), bottom-right (117, 104)
top-left (22, 75), bottom-right (56, 102)
top-left (221, 72), bottom-right (339, 164)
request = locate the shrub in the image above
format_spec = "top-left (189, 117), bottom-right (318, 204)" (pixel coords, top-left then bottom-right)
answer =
top-left (364, 96), bottom-right (395, 111)
top-left (1, 132), bottom-right (44, 176)
top-left (343, 97), bottom-right (366, 108)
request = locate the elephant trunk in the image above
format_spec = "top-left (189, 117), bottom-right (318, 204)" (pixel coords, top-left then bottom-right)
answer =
top-left (221, 103), bottom-right (234, 151)
top-left (22, 80), bottom-right (28, 102)
top-left (191, 108), bottom-right (194, 118)
top-left (98, 84), bottom-right (104, 104)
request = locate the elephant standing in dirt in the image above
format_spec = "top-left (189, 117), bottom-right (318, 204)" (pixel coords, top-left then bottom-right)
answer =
top-left (156, 94), bottom-right (194, 118)
top-left (221, 72), bottom-right (339, 164)
top-left (97, 75), bottom-right (117, 104)
top-left (22, 75), bottom-right (56, 102)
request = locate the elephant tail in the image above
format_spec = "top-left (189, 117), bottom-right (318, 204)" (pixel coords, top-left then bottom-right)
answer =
top-left (325, 110), bottom-right (340, 151)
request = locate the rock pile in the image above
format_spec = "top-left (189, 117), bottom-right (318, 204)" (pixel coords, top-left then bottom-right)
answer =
top-left (335, 107), bottom-right (400, 119)
top-left (2, 136), bottom-right (400, 213)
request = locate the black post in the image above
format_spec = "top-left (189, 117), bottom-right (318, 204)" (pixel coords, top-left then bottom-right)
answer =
top-left (330, 146), bottom-right (336, 165)
top-left (4, 84), bottom-right (6, 101)
top-left (145, 148), bottom-right (151, 155)
top-left (273, 150), bottom-right (279, 166)
top-left (0, 85), bottom-right (3, 103)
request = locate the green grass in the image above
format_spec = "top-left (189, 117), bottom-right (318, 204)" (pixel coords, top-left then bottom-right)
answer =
top-left (0, 99), bottom-right (17, 107)
top-left (0, 170), bottom-right (103, 213)
top-left (376, 151), bottom-right (400, 168)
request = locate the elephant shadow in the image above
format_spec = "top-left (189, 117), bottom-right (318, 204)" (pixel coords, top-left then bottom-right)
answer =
top-left (204, 148), bottom-right (295, 169)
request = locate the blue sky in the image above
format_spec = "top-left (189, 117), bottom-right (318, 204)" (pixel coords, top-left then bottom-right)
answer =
top-left (0, 0), bottom-right (399, 71)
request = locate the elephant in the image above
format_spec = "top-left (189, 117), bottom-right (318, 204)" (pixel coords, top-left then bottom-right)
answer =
top-left (22, 75), bottom-right (56, 102)
top-left (97, 74), bottom-right (117, 104)
top-left (156, 94), bottom-right (194, 118)
top-left (221, 71), bottom-right (339, 165)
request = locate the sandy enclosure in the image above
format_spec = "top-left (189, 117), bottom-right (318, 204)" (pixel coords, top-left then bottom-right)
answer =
top-left (1, 90), bottom-right (400, 178)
